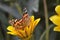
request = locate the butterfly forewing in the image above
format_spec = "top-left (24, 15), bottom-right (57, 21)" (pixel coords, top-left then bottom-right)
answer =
top-left (9, 8), bottom-right (30, 29)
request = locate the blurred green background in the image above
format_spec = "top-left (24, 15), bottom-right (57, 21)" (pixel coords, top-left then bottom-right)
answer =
top-left (0, 0), bottom-right (60, 40)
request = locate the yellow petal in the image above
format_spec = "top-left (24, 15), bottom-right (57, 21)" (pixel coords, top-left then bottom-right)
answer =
top-left (22, 35), bottom-right (32, 40)
top-left (54, 26), bottom-right (60, 32)
top-left (30, 16), bottom-right (34, 22)
top-left (7, 26), bottom-right (20, 37)
top-left (32, 18), bottom-right (40, 32)
top-left (28, 25), bottom-right (32, 35)
top-left (7, 32), bottom-right (17, 35)
top-left (7, 26), bottom-right (15, 32)
top-left (25, 26), bottom-right (31, 36)
top-left (49, 15), bottom-right (60, 25)
top-left (17, 31), bottom-right (24, 38)
top-left (28, 15), bottom-right (35, 34)
top-left (55, 5), bottom-right (60, 15)
top-left (34, 18), bottom-right (40, 27)
top-left (19, 30), bottom-right (26, 37)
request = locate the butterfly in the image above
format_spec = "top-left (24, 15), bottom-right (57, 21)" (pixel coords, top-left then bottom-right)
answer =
top-left (9, 8), bottom-right (30, 29)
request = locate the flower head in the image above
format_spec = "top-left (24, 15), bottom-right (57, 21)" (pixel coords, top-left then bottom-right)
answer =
top-left (7, 13), bottom-right (40, 40)
top-left (49, 5), bottom-right (60, 31)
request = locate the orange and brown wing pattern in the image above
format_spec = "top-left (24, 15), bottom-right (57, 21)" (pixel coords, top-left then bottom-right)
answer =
top-left (9, 8), bottom-right (30, 29)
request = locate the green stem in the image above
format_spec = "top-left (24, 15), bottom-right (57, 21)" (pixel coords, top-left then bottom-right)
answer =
top-left (40, 24), bottom-right (54, 40)
top-left (43, 0), bottom-right (49, 40)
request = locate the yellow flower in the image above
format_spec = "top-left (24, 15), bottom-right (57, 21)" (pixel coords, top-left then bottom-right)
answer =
top-left (49, 5), bottom-right (60, 31)
top-left (7, 15), bottom-right (40, 40)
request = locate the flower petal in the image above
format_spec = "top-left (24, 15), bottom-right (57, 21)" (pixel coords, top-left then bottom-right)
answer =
top-left (22, 35), bottom-right (32, 40)
top-left (55, 5), bottom-right (60, 15)
top-left (25, 26), bottom-right (31, 36)
top-left (33, 18), bottom-right (40, 27)
top-left (32, 18), bottom-right (40, 32)
top-left (30, 15), bottom-right (34, 22)
top-left (7, 26), bottom-right (25, 38)
top-left (54, 26), bottom-right (60, 32)
top-left (49, 15), bottom-right (60, 25)
top-left (7, 26), bottom-right (15, 32)
top-left (7, 32), bottom-right (17, 35)
top-left (19, 30), bottom-right (26, 37)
